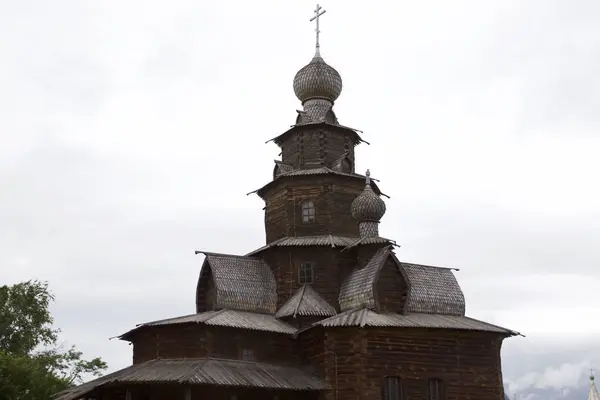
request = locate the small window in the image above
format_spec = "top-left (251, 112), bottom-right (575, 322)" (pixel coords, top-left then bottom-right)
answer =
top-left (382, 376), bottom-right (403, 400)
top-left (241, 348), bottom-right (254, 361)
top-left (428, 378), bottom-right (444, 400)
top-left (302, 200), bottom-right (315, 223)
top-left (298, 262), bottom-right (314, 284)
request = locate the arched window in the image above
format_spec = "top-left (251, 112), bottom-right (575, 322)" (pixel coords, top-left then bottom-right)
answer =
top-left (382, 376), bottom-right (404, 400)
top-left (298, 262), bottom-right (314, 285)
top-left (302, 200), bottom-right (315, 223)
top-left (428, 378), bottom-right (444, 400)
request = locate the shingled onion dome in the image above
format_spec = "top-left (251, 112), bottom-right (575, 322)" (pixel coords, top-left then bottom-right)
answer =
top-left (293, 48), bottom-right (343, 123)
top-left (351, 170), bottom-right (386, 238)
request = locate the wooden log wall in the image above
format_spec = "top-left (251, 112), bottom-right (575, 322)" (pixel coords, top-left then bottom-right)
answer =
top-left (316, 328), bottom-right (506, 400)
top-left (263, 247), bottom-right (357, 311)
top-left (131, 325), bottom-right (297, 365)
top-left (376, 256), bottom-right (408, 313)
top-left (262, 175), bottom-right (368, 242)
top-left (279, 128), bottom-right (357, 170)
top-left (94, 384), bottom-right (320, 400)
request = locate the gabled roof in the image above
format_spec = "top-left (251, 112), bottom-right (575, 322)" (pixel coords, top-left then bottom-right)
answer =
top-left (304, 308), bottom-right (520, 336)
top-left (247, 167), bottom-right (388, 199)
top-left (338, 247), bottom-right (390, 311)
top-left (399, 260), bottom-right (466, 316)
top-left (246, 235), bottom-right (395, 257)
top-left (196, 252), bottom-right (277, 314)
top-left (338, 247), bottom-right (467, 316)
top-left (276, 284), bottom-right (337, 318)
top-left (55, 357), bottom-right (328, 400)
top-left (119, 309), bottom-right (296, 340)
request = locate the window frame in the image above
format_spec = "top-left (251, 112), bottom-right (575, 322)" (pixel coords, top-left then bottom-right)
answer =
top-left (298, 262), bottom-right (314, 285)
top-left (240, 348), bottom-right (254, 361)
top-left (381, 375), bottom-right (403, 400)
top-left (301, 200), bottom-right (316, 223)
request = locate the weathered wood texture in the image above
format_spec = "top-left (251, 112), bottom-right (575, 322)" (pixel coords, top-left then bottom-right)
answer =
top-left (262, 247), bottom-right (356, 310)
top-left (89, 384), bottom-right (320, 400)
top-left (316, 327), bottom-right (506, 400)
top-left (279, 127), bottom-right (357, 170)
top-left (131, 325), bottom-right (297, 365)
top-left (196, 270), bottom-right (216, 313)
top-left (262, 176), bottom-right (368, 242)
top-left (376, 255), bottom-right (408, 313)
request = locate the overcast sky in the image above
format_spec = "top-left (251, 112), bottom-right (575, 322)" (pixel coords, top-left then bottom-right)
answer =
top-left (2, 0), bottom-right (599, 395)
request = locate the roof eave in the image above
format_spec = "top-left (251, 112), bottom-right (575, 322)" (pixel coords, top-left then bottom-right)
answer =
top-left (265, 122), bottom-right (367, 147)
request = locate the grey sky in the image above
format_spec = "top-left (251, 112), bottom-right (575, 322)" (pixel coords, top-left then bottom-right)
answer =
top-left (2, 0), bottom-right (599, 395)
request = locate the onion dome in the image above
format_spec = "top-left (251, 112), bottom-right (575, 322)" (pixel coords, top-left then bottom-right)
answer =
top-left (351, 170), bottom-right (387, 222)
top-left (293, 49), bottom-right (343, 104)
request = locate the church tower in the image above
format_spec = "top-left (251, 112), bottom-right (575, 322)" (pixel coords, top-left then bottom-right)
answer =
top-left (59, 6), bottom-right (520, 400)
top-left (248, 5), bottom-right (393, 311)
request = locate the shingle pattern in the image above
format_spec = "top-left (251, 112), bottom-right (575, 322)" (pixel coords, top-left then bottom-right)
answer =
top-left (293, 53), bottom-right (343, 103)
top-left (119, 309), bottom-right (297, 339)
top-left (338, 247), bottom-right (390, 311)
top-left (351, 183), bottom-right (386, 222)
top-left (250, 167), bottom-right (386, 199)
top-left (274, 160), bottom-right (293, 176)
top-left (200, 253), bottom-right (277, 314)
top-left (275, 284), bottom-right (337, 318)
top-left (399, 262), bottom-right (466, 316)
top-left (55, 358), bottom-right (328, 400)
top-left (311, 308), bottom-right (519, 336)
top-left (267, 122), bottom-right (364, 147)
top-left (246, 235), bottom-right (393, 256)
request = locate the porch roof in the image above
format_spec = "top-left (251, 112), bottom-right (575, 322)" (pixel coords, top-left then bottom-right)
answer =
top-left (55, 358), bottom-right (327, 400)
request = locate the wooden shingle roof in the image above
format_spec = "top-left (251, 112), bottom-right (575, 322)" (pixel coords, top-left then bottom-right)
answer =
top-left (55, 358), bottom-right (328, 400)
top-left (276, 284), bottom-right (337, 318)
top-left (399, 261), bottom-right (466, 316)
top-left (196, 252), bottom-right (277, 314)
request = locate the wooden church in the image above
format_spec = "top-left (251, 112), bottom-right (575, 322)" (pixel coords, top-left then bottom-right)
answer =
top-left (57, 5), bottom-right (519, 400)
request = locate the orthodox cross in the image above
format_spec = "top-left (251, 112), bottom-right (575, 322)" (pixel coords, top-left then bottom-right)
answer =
top-left (310, 4), bottom-right (326, 51)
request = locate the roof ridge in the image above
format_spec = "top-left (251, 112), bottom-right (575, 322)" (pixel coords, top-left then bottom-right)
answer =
top-left (196, 251), bottom-right (260, 260)
top-left (399, 260), bottom-right (459, 271)
top-left (293, 284), bottom-right (309, 317)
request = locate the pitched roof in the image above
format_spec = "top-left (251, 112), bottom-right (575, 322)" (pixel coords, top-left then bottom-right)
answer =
top-left (307, 308), bottom-right (520, 336)
top-left (196, 252), bottom-right (277, 314)
top-left (247, 167), bottom-right (388, 199)
top-left (246, 235), bottom-right (394, 256)
top-left (55, 358), bottom-right (328, 400)
top-left (119, 309), bottom-right (296, 340)
top-left (273, 160), bottom-right (294, 176)
top-left (338, 247), bottom-right (390, 311)
top-left (275, 284), bottom-right (337, 318)
top-left (399, 260), bottom-right (466, 316)
top-left (265, 121), bottom-right (365, 147)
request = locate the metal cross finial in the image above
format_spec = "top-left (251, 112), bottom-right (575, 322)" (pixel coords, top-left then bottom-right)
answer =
top-left (365, 169), bottom-right (371, 185)
top-left (310, 4), bottom-right (326, 54)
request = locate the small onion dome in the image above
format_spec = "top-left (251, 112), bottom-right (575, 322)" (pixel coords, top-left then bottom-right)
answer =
top-left (293, 50), bottom-right (343, 104)
top-left (351, 170), bottom-right (386, 222)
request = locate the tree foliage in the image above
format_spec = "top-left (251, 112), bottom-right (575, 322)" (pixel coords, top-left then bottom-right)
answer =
top-left (0, 280), bottom-right (107, 400)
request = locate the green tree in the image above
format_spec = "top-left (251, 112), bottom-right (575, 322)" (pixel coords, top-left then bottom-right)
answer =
top-left (0, 280), bottom-right (107, 399)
